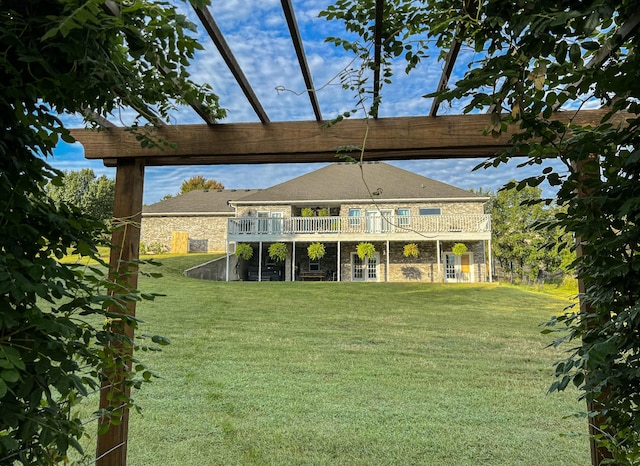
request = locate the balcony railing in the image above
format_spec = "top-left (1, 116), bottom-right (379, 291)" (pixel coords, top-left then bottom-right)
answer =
top-left (228, 214), bottom-right (491, 237)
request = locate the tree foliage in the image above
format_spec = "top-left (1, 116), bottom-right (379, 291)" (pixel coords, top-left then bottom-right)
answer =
top-left (323, 0), bottom-right (640, 461)
top-left (0, 0), bottom-right (222, 463)
top-left (180, 175), bottom-right (224, 194)
top-left (46, 169), bottom-right (115, 223)
top-left (488, 184), bottom-right (573, 281)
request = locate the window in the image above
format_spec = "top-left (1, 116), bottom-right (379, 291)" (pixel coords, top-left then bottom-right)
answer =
top-left (397, 208), bottom-right (410, 227)
top-left (309, 258), bottom-right (320, 271)
top-left (348, 208), bottom-right (361, 226)
top-left (419, 208), bottom-right (441, 215)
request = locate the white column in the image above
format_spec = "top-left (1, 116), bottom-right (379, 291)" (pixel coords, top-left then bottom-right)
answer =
top-left (337, 241), bottom-right (341, 282)
top-left (488, 239), bottom-right (493, 283)
top-left (386, 240), bottom-right (390, 282)
top-left (225, 241), bottom-right (230, 282)
top-left (436, 240), bottom-right (441, 283)
top-left (258, 242), bottom-right (263, 282)
top-left (292, 241), bottom-right (296, 282)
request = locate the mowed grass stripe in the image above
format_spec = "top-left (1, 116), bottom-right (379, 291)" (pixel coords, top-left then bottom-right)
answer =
top-left (75, 255), bottom-right (588, 465)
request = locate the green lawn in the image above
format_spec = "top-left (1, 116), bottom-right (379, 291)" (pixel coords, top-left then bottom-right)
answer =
top-left (75, 255), bottom-right (589, 465)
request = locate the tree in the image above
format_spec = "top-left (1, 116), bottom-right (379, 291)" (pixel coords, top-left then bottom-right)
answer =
top-left (489, 184), bottom-right (572, 282)
top-left (0, 1), bottom-right (222, 464)
top-left (180, 175), bottom-right (224, 194)
top-left (322, 1), bottom-right (640, 462)
top-left (46, 169), bottom-right (115, 223)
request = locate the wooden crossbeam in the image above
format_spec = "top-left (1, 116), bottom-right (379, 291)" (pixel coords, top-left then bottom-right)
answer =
top-left (193, 5), bottom-right (269, 123)
top-left (281, 0), bottom-right (323, 122)
top-left (72, 109), bottom-right (611, 166)
top-left (430, 0), bottom-right (477, 117)
top-left (372, 0), bottom-right (384, 118)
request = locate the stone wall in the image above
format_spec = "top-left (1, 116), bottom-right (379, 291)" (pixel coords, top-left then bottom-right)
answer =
top-left (338, 200), bottom-right (486, 216)
top-left (338, 240), bottom-right (488, 282)
top-left (141, 215), bottom-right (230, 253)
top-left (235, 205), bottom-right (293, 217)
top-left (184, 255), bottom-right (241, 281)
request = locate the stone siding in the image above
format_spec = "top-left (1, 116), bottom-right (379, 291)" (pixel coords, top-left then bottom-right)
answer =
top-left (338, 240), bottom-right (487, 282)
top-left (141, 215), bottom-right (230, 253)
top-left (339, 200), bottom-right (485, 216)
top-left (236, 205), bottom-right (292, 217)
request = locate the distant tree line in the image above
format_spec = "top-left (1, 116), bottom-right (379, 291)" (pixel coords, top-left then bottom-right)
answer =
top-left (477, 184), bottom-right (574, 283)
top-left (46, 168), bottom-right (115, 223)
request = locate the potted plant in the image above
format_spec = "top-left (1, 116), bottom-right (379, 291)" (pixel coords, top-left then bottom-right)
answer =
top-left (403, 243), bottom-right (420, 258)
top-left (307, 242), bottom-right (326, 260)
top-left (356, 242), bottom-right (376, 260)
top-left (235, 243), bottom-right (253, 260)
top-left (268, 242), bottom-right (288, 262)
top-left (452, 243), bottom-right (468, 256)
top-left (301, 207), bottom-right (315, 217)
top-left (317, 207), bottom-right (329, 217)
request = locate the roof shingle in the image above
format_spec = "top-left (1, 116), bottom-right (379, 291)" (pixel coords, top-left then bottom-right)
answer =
top-left (143, 189), bottom-right (259, 215)
top-left (235, 162), bottom-right (484, 204)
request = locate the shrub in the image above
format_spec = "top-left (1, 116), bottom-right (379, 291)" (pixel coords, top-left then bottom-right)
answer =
top-left (268, 242), bottom-right (288, 262)
top-left (403, 243), bottom-right (420, 258)
top-left (356, 242), bottom-right (376, 260)
top-left (235, 243), bottom-right (254, 260)
top-left (452, 243), bottom-right (468, 256)
top-left (307, 242), bottom-right (326, 260)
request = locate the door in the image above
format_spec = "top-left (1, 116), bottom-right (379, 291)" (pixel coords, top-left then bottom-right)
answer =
top-left (351, 252), bottom-right (379, 282)
top-left (444, 253), bottom-right (474, 282)
top-left (270, 212), bottom-right (283, 234)
top-left (257, 211), bottom-right (282, 234)
top-left (365, 210), bottom-right (393, 233)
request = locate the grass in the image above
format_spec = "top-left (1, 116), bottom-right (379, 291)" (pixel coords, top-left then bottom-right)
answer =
top-left (73, 255), bottom-right (590, 465)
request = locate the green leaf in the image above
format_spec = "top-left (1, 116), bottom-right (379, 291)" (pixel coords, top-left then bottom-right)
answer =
top-left (1, 370), bottom-right (20, 383)
top-left (569, 43), bottom-right (581, 64)
top-left (151, 335), bottom-right (171, 346)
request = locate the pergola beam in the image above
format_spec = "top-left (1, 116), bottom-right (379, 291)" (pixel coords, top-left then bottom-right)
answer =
top-left (430, 0), bottom-right (476, 117)
top-left (281, 0), bottom-right (323, 122)
top-left (71, 109), bottom-right (611, 166)
top-left (429, 40), bottom-right (462, 117)
top-left (193, 5), bottom-right (270, 123)
top-left (372, 0), bottom-right (384, 118)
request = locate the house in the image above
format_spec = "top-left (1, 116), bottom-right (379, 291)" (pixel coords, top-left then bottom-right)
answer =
top-left (141, 162), bottom-right (492, 283)
top-left (141, 188), bottom-right (259, 253)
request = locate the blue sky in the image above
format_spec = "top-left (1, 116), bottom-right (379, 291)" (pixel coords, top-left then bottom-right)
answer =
top-left (50, 0), bottom-right (566, 204)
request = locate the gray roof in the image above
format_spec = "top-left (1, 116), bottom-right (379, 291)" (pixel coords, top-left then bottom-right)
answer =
top-left (235, 162), bottom-right (485, 204)
top-left (143, 189), bottom-right (259, 215)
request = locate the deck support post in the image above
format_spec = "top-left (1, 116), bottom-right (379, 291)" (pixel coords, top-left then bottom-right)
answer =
top-left (337, 241), bottom-right (341, 282)
top-left (96, 158), bottom-right (145, 466)
top-left (292, 241), bottom-right (296, 281)
top-left (436, 240), bottom-right (441, 283)
top-left (225, 241), bottom-right (230, 282)
top-left (258, 242), bottom-right (263, 282)
top-left (385, 240), bottom-right (390, 282)
top-left (487, 239), bottom-right (493, 283)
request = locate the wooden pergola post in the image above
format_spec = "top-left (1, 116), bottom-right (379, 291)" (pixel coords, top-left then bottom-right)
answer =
top-left (573, 156), bottom-right (611, 466)
top-left (96, 158), bottom-right (145, 466)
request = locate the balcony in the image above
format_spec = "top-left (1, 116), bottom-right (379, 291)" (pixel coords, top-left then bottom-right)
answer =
top-left (227, 214), bottom-right (491, 242)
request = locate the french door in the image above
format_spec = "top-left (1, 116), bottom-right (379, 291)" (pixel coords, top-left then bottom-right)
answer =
top-left (365, 210), bottom-right (393, 233)
top-left (444, 253), bottom-right (473, 282)
top-left (351, 252), bottom-right (379, 282)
